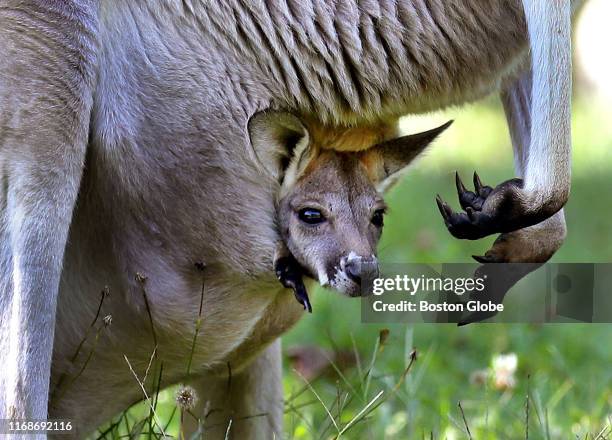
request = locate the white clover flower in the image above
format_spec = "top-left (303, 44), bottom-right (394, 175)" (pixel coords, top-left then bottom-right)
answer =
top-left (492, 353), bottom-right (518, 390)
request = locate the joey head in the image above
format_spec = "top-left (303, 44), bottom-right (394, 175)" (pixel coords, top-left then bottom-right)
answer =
top-left (251, 114), bottom-right (453, 311)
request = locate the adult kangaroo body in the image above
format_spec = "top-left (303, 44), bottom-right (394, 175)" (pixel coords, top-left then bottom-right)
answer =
top-left (0, 0), bottom-right (575, 438)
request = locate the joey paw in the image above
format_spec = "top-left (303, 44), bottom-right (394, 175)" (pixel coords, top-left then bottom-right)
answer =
top-left (275, 255), bottom-right (312, 313)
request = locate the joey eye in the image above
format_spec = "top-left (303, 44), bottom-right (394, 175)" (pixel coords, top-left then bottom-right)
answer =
top-left (371, 209), bottom-right (385, 228)
top-left (298, 208), bottom-right (326, 225)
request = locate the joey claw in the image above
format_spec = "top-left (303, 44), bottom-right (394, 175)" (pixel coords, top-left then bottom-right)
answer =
top-left (294, 282), bottom-right (312, 313)
top-left (274, 255), bottom-right (313, 313)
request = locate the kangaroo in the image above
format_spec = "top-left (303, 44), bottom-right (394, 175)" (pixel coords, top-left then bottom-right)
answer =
top-left (0, 0), bottom-right (578, 438)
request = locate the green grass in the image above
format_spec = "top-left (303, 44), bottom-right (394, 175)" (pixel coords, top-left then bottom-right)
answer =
top-left (93, 96), bottom-right (612, 439)
top-left (281, 96), bottom-right (612, 439)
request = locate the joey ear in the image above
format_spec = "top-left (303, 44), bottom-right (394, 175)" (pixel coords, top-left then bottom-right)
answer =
top-left (370, 120), bottom-right (453, 193)
top-left (247, 111), bottom-right (310, 181)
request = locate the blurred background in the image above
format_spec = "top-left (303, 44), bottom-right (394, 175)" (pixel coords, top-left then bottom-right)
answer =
top-left (99, 2), bottom-right (612, 438)
top-left (280, 1), bottom-right (612, 438)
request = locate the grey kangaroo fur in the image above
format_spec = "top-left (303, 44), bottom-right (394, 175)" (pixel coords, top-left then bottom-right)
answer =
top-left (0, 0), bottom-right (579, 438)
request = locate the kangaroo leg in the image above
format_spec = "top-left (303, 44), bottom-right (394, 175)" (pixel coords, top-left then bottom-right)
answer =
top-left (474, 70), bottom-right (567, 265)
top-left (456, 69), bottom-right (567, 326)
top-left (437, 0), bottom-right (571, 240)
top-left (183, 339), bottom-right (284, 439)
top-left (0, 1), bottom-right (97, 423)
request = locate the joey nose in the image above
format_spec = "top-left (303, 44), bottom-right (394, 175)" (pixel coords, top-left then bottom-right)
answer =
top-left (345, 256), bottom-right (379, 285)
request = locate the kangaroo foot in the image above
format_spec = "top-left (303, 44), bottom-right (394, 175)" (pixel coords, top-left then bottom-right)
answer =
top-left (436, 172), bottom-right (562, 240)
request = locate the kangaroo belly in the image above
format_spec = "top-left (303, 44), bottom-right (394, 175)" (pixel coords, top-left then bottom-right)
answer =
top-left (52, 242), bottom-right (285, 434)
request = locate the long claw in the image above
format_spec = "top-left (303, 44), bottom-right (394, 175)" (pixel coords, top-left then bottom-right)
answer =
top-left (275, 255), bottom-right (313, 313)
top-left (474, 171), bottom-right (483, 193)
top-left (435, 195), bottom-right (447, 220)
top-left (435, 195), bottom-right (453, 221)
top-left (294, 283), bottom-right (312, 313)
top-left (472, 254), bottom-right (497, 263)
top-left (302, 294), bottom-right (312, 313)
top-left (455, 171), bottom-right (467, 194)
top-left (442, 200), bottom-right (453, 216)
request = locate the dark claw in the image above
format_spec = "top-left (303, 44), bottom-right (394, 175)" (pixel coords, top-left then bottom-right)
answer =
top-left (436, 195), bottom-right (448, 223)
top-left (455, 171), bottom-right (467, 194)
top-left (435, 195), bottom-right (451, 222)
top-left (458, 262), bottom-right (542, 325)
top-left (472, 254), bottom-right (497, 264)
top-left (293, 282), bottom-right (312, 313)
top-left (455, 172), bottom-right (484, 211)
top-left (436, 193), bottom-right (492, 240)
top-left (473, 171), bottom-right (483, 193)
top-left (274, 256), bottom-right (313, 313)
top-left (473, 171), bottom-right (494, 199)
top-left (436, 171), bottom-right (510, 239)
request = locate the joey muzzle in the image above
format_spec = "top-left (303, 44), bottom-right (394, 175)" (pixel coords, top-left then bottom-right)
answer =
top-left (343, 255), bottom-right (379, 286)
top-left (331, 253), bottom-right (379, 297)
